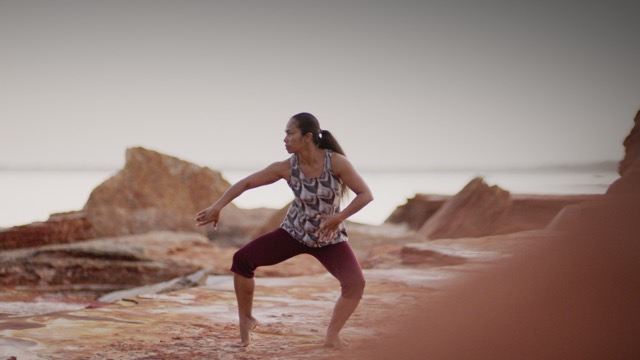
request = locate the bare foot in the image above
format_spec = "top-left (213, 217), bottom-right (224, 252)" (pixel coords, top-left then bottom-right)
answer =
top-left (324, 334), bottom-right (350, 350)
top-left (238, 316), bottom-right (258, 347)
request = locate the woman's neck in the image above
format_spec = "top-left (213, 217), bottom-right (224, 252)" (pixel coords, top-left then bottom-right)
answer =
top-left (297, 147), bottom-right (324, 167)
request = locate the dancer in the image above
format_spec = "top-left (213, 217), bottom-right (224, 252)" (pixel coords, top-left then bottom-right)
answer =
top-left (195, 112), bottom-right (373, 348)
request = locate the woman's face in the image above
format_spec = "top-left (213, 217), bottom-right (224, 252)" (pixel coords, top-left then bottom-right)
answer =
top-left (284, 118), bottom-right (308, 154)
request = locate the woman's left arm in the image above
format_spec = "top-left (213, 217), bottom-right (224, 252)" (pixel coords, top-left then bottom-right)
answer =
top-left (332, 153), bottom-right (374, 220)
top-left (318, 153), bottom-right (373, 239)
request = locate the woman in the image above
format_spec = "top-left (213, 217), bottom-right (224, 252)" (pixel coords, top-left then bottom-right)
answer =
top-left (195, 112), bottom-right (373, 349)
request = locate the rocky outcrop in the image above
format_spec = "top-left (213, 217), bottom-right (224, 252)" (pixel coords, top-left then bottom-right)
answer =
top-left (0, 147), bottom-right (268, 250)
top-left (0, 211), bottom-right (91, 251)
top-left (392, 180), bottom-right (599, 240)
top-left (617, 110), bottom-right (640, 176)
top-left (417, 177), bottom-right (512, 240)
top-left (498, 193), bottom-right (601, 233)
top-left (551, 110), bottom-right (640, 230)
top-left (0, 232), bottom-right (215, 293)
top-left (385, 194), bottom-right (450, 230)
top-left (608, 110), bottom-right (640, 195)
top-left (83, 147), bottom-right (232, 238)
top-left (399, 229), bottom-right (554, 267)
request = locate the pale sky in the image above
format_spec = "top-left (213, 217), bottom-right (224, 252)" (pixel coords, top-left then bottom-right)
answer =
top-left (1, 0), bottom-right (639, 171)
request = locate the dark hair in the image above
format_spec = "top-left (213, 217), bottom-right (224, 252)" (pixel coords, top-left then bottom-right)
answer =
top-left (291, 112), bottom-right (345, 156)
top-left (291, 112), bottom-right (348, 198)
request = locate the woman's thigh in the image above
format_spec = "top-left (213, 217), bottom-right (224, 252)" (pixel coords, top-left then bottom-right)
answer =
top-left (231, 228), bottom-right (309, 277)
top-left (310, 241), bottom-right (365, 298)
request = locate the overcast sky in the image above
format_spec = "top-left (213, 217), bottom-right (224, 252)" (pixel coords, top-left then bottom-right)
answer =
top-left (1, 0), bottom-right (639, 171)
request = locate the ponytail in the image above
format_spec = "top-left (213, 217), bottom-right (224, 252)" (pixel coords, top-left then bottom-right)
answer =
top-left (317, 130), bottom-right (345, 157)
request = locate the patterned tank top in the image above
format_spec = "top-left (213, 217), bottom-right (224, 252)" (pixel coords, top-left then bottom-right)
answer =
top-left (280, 149), bottom-right (348, 248)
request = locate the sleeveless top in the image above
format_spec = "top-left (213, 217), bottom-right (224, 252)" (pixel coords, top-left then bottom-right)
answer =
top-left (280, 149), bottom-right (348, 248)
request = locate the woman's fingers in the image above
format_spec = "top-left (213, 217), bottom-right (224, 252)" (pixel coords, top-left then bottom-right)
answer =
top-left (317, 227), bottom-right (336, 243)
top-left (194, 208), bottom-right (218, 229)
top-left (316, 214), bottom-right (340, 242)
top-left (196, 218), bottom-right (218, 229)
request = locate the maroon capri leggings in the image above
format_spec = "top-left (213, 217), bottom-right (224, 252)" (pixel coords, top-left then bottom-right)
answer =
top-left (231, 228), bottom-right (365, 300)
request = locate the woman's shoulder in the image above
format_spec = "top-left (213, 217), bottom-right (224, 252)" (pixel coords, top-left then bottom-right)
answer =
top-left (327, 150), bottom-right (347, 164)
top-left (266, 158), bottom-right (292, 177)
top-left (327, 151), bottom-right (351, 174)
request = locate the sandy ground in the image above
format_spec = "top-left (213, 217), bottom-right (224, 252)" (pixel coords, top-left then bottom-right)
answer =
top-left (0, 264), bottom-right (476, 360)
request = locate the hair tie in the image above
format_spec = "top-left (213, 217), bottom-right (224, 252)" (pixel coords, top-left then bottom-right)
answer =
top-left (318, 131), bottom-right (323, 139)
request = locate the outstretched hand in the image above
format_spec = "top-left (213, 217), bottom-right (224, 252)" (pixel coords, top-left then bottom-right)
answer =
top-left (195, 205), bottom-right (220, 229)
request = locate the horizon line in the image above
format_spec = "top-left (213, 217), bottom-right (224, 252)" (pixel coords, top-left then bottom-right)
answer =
top-left (0, 160), bottom-right (619, 173)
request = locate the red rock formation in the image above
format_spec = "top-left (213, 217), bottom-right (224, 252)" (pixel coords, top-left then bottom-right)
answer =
top-left (608, 110), bottom-right (640, 195)
top-left (496, 193), bottom-right (601, 234)
top-left (396, 178), bottom-right (602, 239)
top-left (385, 194), bottom-right (450, 230)
top-left (617, 110), bottom-right (640, 176)
top-left (0, 147), bottom-right (254, 250)
top-left (417, 177), bottom-right (512, 240)
top-left (0, 232), bottom-right (209, 297)
top-left (0, 211), bottom-right (92, 251)
top-left (83, 147), bottom-right (233, 238)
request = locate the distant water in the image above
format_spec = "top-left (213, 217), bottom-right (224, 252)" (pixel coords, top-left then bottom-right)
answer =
top-left (0, 168), bottom-right (619, 228)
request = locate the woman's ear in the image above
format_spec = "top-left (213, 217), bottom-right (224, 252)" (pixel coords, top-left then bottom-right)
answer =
top-left (304, 132), bottom-right (314, 143)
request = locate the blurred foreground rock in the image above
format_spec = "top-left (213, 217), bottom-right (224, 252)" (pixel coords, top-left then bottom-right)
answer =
top-left (362, 195), bottom-right (640, 360)
top-left (359, 110), bottom-right (640, 359)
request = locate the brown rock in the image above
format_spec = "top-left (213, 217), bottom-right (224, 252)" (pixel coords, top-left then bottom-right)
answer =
top-left (83, 147), bottom-right (233, 238)
top-left (347, 222), bottom-right (417, 261)
top-left (552, 111), bottom-right (640, 229)
top-left (389, 189), bottom-right (598, 239)
top-left (617, 110), bottom-right (640, 176)
top-left (418, 177), bottom-right (512, 240)
top-left (0, 147), bottom-right (265, 250)
top-left (361, 244), bottom-right (404, 269)
top-left (399, 229), bottom-right (552, 267)
top-left (401, 244), bottom-right (468, 266)
top-left (385, 194), bottom-right (450, 230)
top-left (496, 194), bottom-right (601, 234)
top-left (0, 211), bottom-right (92, 251)
top-left (608, 110), bottom-right (640, 195)
top-left (0, 232), bottom-right (221, 297)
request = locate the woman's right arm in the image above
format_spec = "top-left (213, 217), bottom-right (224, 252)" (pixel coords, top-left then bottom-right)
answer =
top-left (194, 160), bottom-right (289, 228)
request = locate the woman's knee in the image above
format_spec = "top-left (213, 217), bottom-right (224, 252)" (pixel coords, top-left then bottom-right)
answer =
top-left (230, 248), bottom-right (255, 278)
top-left (342, 278), bottom-right (366, 300)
